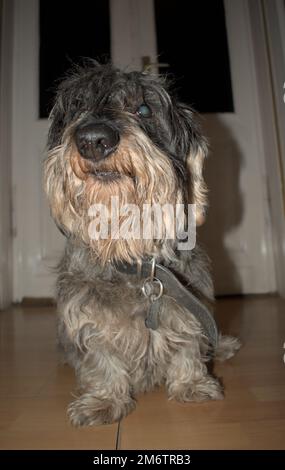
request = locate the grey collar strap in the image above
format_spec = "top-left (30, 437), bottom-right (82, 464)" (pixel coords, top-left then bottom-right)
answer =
top-left (114, 259), bottom-right (218, 348)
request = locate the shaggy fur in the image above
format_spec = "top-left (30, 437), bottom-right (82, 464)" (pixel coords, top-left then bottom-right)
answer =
top-left (44, 62), bottom-right (240, 426)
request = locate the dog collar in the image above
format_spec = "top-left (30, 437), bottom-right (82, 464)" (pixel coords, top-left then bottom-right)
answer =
top-left (114, 258), bottom-right (218, 348)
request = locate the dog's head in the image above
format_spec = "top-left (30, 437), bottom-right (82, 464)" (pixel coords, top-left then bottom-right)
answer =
top-left (44, 62), bottom-right (208, 263)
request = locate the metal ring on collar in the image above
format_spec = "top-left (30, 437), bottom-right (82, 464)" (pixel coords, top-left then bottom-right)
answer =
top-left (142, 277), bottom-right (163, 301)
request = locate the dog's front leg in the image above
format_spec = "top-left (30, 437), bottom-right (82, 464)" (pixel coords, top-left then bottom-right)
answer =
top-left (166, 339), bottom-right (223, 402)
top-left (67, 347), bottom-right (135, 427)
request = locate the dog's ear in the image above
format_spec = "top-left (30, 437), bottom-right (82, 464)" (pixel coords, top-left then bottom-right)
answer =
top-left (47, 99), bottom-right (66, 150)
top-left (175, 104), bottom-right (208, 226)
top-left (186, 135), bottom-right (208, 226)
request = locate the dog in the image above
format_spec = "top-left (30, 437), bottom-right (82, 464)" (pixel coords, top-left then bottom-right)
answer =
top-left (44, 61), bottom-right (240, 426)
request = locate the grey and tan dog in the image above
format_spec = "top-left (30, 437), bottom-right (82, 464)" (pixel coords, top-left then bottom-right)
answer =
top-left (44, 62), bottom-right (240, 427)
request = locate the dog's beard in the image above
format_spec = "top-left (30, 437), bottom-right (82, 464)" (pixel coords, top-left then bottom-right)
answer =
top-left (44, 125), bottom-right (184, 264)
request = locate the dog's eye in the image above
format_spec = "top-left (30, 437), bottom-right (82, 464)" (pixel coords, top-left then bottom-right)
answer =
top-left (136, 104), bottom-right (152, 118)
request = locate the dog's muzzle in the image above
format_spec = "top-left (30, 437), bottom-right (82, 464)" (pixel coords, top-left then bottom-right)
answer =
top-left (75, 121), bottom-right (119, 162)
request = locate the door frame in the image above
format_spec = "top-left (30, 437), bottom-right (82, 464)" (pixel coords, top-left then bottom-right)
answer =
top-left (248, 0), bottom-right (285, 296)
top-left (110, 0), bottom-right (157, 71)
top-left (0, 0), bottom-right (13, 308)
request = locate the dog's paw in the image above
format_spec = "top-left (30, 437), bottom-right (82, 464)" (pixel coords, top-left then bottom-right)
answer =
top-left (169, 377), bottom-right (224, 403)
top-left (215, 335), bottom-right (241, 362)
top-left (67, 394), bottom-right (135, 427)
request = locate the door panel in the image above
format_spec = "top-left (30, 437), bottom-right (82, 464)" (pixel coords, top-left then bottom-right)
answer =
top-left (153, 0), bottom-right (276, 294)
top-left (199, 0), bottom-right (276, 294)
top-left (11, 0), bottom-right (150, 300)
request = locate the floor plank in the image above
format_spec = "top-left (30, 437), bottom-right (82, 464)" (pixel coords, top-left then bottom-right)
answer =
top-left (0, 306), bottom-right (118, 450)
top-left (119, 296), bottom-right (285, 449)
top-left (0, 296), bottom-right (285, 449)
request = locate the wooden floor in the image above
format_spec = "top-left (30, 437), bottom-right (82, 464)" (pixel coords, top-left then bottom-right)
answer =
top-left (0, 296), bottom-right (285, 450)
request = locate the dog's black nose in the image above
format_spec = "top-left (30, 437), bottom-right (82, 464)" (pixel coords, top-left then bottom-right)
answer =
top-left (75, 123), bottom-right (119, 161)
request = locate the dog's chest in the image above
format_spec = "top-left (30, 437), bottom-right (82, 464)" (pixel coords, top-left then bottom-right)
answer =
top-left (100, 291), bottom-right (190, 369)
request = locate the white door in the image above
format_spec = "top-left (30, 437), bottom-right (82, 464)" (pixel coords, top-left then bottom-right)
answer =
top-left (199, 1), bottom-right (277, 294)
top-left (11, 0), bottom-right (156, 301)
top-left (11, 0), bottom-right (276, 300)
